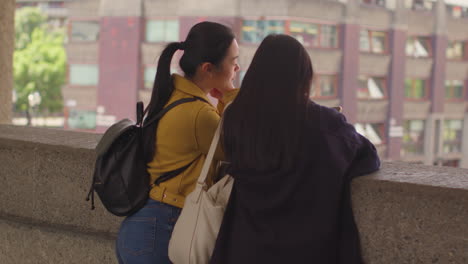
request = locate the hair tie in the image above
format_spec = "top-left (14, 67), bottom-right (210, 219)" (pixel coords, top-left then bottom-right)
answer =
top-left (178, 41), bottom-right (186, 50)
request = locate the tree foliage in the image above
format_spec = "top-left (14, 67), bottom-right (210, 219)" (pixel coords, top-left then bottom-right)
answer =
top-left (13, 7), bottom-right (66, 115)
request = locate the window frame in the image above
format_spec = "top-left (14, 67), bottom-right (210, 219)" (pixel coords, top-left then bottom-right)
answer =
top-left (406, 35), bottom-right (433, 58)
top-left (141, 64), bottom-right (180, 90)
top-left (360, 0), bottom-right (388, 8)
top-left (241, 17), bottom-right (287, 45)
top-left (404, 77), bottom-right (429, 101)
top-left (142, 64), bottom-right (156, 90)
top-left (442, 119), bottom-right (464, 154)
top-left (357, 74), bottom-right (388, 100)
top-left (241, 17), bottom-right (340, 49)
top-left (360, 28), bottom-right (389, 54)
top-left (444, 80), bottom-right (466, 101)
top-left (446, 40), bottom-right (468, 61)
top-left (405, 0), bottom-right (436, 12)
top-left (67, 109), bottom-right (97, 130)
top-left (446, 4), bottom-right (468, 19)
top-left (310, 73), bottom-right (339, 99)
top-left (144, 17), bottom-right (180, 44)
top-left (355, 122), bottom-right (387, 146)
top-left (401, 119), bottom-right (426, 156)
top-left (67, 63), bottom-right (100, 87)
top-left (287, 18), bottom-right (340, 50)
top-left (68, 17), bottom-right (100, 43)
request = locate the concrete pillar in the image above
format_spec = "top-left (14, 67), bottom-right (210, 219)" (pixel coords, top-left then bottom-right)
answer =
top-left (96, 0), bottom-right (143, 131)
top-left (386, 0), bottom-right (408, 161)
top-left (461, 113), bottom-right (468, 168)
top-left (424, 114), bottom-right (438, 166)
top-left (430, 0), bottom-right (447, 113)
top-left (340, 0), bottom-right (360, 124)
top-left (0, 0), bottom-right (15, 124)
top-left (423, 0), bottom-right (448, 165)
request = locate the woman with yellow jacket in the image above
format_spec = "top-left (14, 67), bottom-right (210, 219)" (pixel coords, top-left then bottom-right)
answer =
top-left (115, 22), bottom-right (240, 264)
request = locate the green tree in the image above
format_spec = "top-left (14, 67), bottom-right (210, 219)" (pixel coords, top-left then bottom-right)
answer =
top-left (15, 7), bottom-right (47, 50)
top-left (13, 7), bottom-right (66, 125)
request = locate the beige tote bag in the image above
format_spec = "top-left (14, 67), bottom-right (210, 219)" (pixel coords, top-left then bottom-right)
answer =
top-left (168, 119), bottom-right (233, 264)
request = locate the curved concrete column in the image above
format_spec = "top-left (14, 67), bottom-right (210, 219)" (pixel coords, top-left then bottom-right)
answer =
top-left (0, 0), bottom-right (14, 124)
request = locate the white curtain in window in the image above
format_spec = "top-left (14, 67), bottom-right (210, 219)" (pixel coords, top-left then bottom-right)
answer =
top-left (365, 124), bottom-right (383, 145)
top-left (414, 39), bottom-right (429, 57)
top-left (367, 78), bottom-right (384, 98)
top-left (354, 123), bottom-right (383, 145)
top-left (355, 123), bottom-right (366, 136)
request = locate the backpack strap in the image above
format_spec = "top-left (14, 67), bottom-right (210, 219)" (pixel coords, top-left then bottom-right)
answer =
top-left (143, 96), bottom-right (209, 128)
top-left (154, 159), bottom-right (196, 186)
top-left (146, 96), bottom-right (210, 185)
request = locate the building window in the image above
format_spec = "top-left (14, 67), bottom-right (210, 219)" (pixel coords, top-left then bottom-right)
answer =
top-left (67, 110), bottom-right (97, 130)
top-left (446, 4), bottom-right (468, 19)
top-left (320, 25), bottom-right (338, 48)
top-left (69, 64), bottom-right (99, 86)
top-left (405, 79), bottom-right (427, 100)
top-left (357, 75), bottom-right (386, 99)
top-left (404, 0), bottom-right (435, 11)
top-left (361, 0), bottom-right (396, 9)
top-left (446, 41), bottom-right (466, 60)
top-left (406, 36), bottom-right (432, 58)
top-left (355, 123), bottom-right (385, 145)
top-left (442, 119), bottom-right (463, 154)
top-left (445, 80), bottom-right (465, 100)
top-left (145, 20), bottom-right (179, 43)
top-left (361, 0), bottom-right (386, 7)
top-left (310, 74), bottom-right (338, 98)
top-left (402, 120), bottom-right (425, 156)
top-left (242, 20), bottom-right (285, 44)
top-left (239, 71), bottom-right (247, 84)
top-left (144, 67), bottom-right (156, 89)
top-left (70, 21), bottom-right (100, 42)
top-left (289, 22), bottom-right (338, 48)
top-left (360, 29), bottom-right (387, 54)
top-left (143, 67), bottom-right (179, 89)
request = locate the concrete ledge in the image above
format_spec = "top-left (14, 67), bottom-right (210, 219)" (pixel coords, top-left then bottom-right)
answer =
top-left (0, 217), bottom-right (115, 264)
top-left (0, 125), bottom-right (467, 263)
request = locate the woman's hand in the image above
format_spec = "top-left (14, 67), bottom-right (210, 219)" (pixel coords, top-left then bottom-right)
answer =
top-left (209, 88), bottom-right (223, 100)
top-left (210, 87), bottom-right (236, 101)
top-left (333, 106), bottom-right (343, 113)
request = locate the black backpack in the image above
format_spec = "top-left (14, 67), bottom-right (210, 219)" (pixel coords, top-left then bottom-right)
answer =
top-left (86, 97), bottom-right (206, 216)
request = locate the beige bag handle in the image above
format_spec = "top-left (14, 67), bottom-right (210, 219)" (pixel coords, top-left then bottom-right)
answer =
top-left (197, 118), bottom-right (222, 186)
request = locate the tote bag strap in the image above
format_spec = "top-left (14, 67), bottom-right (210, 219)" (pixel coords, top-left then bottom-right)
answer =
top-left (196, 102), bottom-right (231, 187)
top-left (197, 118), bottom-right (222, 186)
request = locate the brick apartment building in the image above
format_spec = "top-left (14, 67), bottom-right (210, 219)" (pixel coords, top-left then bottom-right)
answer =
top-left (41, 0), bottom-right (468, 167)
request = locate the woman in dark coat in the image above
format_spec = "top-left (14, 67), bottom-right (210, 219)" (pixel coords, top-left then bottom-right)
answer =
top-left (210, 34), bottom-right (380, 264)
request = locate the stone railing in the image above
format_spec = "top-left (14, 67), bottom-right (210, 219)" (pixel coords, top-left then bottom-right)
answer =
top-left (0, 125), bottom-right (467, 263)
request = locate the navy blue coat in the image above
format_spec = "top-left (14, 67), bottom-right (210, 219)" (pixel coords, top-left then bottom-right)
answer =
top-left (210, 102), bottom-right (380, 264)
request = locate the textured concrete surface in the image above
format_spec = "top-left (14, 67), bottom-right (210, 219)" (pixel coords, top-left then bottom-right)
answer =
top-left (0, 125), bottom-right (120, 236)
top-left (0, 217), bottom-right (116, 264)
top-left (0, 125), bottom-right (468, 263)
top-left (353, 162), bottom-right (468, 263)
top-left (0, 0), bottom-right (14, 124)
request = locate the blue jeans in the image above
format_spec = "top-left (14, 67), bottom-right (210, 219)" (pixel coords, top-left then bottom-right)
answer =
top-left (116, 199), bottom-right (181, 264)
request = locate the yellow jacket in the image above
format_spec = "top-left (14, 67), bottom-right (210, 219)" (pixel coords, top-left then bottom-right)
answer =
top-left (148, 74), bottom-right (237, 208)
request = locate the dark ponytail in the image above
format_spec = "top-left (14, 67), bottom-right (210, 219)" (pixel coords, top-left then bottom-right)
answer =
top-left (142, 22), bottom-right (235, 163)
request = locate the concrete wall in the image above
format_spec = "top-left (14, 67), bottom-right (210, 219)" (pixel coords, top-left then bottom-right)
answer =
top-left (0, 0), bottom-right (14, 124)
top-left (0, 125), bottom-right (467, 263)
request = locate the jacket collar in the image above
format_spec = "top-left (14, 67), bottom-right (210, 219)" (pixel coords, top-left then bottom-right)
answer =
top-left (173, 74), bottom-right (211, 103)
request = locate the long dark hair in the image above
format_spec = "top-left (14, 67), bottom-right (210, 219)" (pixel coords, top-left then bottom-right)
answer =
top-left (223, 34), bottom-right (313, 172)
top-left (143, 22), bottom-right (235, 163)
